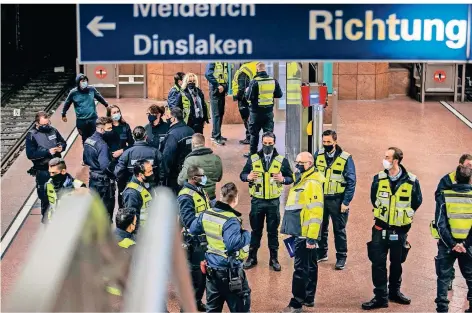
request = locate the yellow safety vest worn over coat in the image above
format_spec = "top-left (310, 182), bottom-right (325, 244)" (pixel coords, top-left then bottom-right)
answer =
top-left (202, 208), bottom-right (249, 261)
top-left (231, 62), bottom-right (257, 95)
top-left (444, 189), bottom-right (472, 240)
top-left (255, 76), bottom-right (276, 107)
top-left (106, 237), bottom-right (136, 296)
top-left (431, 171), bottom-right (459, 239)
top-left (181, 90), bottom-right (211, 124)
top-left (374, 171), bottom-right (417, 227)
top-left (315, 149), bottom-right (351, 196)
top-left (286, 62), bottom-right (302, 105)
top-left (125, 182), bottom-right (152, 226)
top-left (281, 167), bottom-right (325, 240)
top-left (213, 62), bottom-right (229, 84)
top-left (249, 153), bottom-right (285, 200)
top-left (178, 187), bottom-right (211, 216)
top-left (46, 178), bottom-right (85, 221)
top-left (449, 171), bottom-right (457, 184)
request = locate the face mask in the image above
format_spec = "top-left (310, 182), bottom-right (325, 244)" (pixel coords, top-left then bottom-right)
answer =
top-left (51, 173), bottom-right (67, 188)
top-left (295, 164), bottom-right (306, 173)
top-left (80, 81), bottom-right (88, 89)
top-left (262, 145), bottom-right (274, 155)
top-left (112, 113), bottom-right (121, 121)
top-left (143, 173), bottom-right (154, 183)
top-left (198, 175), bottom-right (207, 186)
top-left (38, 125), bottom-right (51, 132)
top-left (383, 159), bottom-right (393, 170)
top-left (148, 114), bottom-right (157, 123)
top-left (187, 82), bottom-right (195, 89)
top-left (323, 144), bottom-right (334, 153)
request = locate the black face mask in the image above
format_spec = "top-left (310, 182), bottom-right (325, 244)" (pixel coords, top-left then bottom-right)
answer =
top-left (187, 83), bottom-right (195, 89)
top-left (148, 114), bottom-right (157, 123)
top-left (143, 174), bottom-right (154, 183)
top-left (51, 173), bottom-right (67, 188)
top-left (102, 130), bottom-right (113, 141)
top-left (323, 144), bottom-right (334, 153)
top-left (38, 125), bottom-right (51, 133)
top-left (262, 145), bottom-right (274, 155)
top-left (295, 164), bottom-right (306, 173)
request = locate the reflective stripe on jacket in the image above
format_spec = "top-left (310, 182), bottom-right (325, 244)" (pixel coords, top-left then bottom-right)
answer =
top-left (255, 76), bottom-right (276, 106)
top-left (124, 182), bottom-right (152, 226)
top-left (249, 154), bottom-right (284, 199)
top-left (444, 189), bottom-right (472, 240)
top-left (315, 149), bottom-right (351, 195)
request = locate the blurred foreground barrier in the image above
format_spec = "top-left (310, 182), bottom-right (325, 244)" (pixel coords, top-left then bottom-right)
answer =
top-left (5, 187), bottom-right (196, 312)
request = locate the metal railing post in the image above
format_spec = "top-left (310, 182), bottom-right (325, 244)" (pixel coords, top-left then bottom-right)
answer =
top-left (312, 104), bottom-right (324, 153)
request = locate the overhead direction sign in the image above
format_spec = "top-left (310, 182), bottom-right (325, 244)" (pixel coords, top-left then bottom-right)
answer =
top-left (77, 4), bottom-right (472, 63)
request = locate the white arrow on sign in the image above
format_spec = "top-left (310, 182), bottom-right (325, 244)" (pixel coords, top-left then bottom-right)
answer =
top-left (87, 16), bottom-right (116, 37)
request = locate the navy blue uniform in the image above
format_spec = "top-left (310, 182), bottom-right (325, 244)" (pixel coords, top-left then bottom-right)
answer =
top-left (177, 87), bottom-right (209, 134)
top-left (62, 75), bottom-right (109, 147)
top-left (244, 71), bottom-right (283, 154)
top-left (144, 119), bottom-right (170, 151)
top-left (122, 176), bottom-right (151, 232)
top-left (177, 182), bottom-right (208, 307)
top-left (25, 126), bottom-right (67, 217)
top-left (161, 121), bottom-right (194, 194)
top-left (235, 70), bottom-right (251, 141)
top-left (114, 140), bottom-right (162, 196)
top-left (205, 63), bottom-right (227, 141)
top-left (435, 184), bottom-right (472, 312)
top-left (83, 131), bottom-right (115, 220)
top-left (314, 145), bottom-right (357, 261)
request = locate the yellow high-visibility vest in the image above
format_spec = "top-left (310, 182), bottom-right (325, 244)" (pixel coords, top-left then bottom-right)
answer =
top-left (125, 182), bottom-right (152, 226)
top-left (444, 189), bottom-right (472, 240)
top-left (315, 149), bottom-right (351, 195)
top-left (178, 187), bottom-right (211, 216)
top-left (255, 76), bottom-right (276, 106)
top-left (249, 154), bottom-right (284, 199)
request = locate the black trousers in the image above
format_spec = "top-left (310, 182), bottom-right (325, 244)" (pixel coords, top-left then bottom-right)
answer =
top-left (367, 227), bottom-right (409, 301)
top-left (190, 119), bottom-right (205, 135)
top-left (89, 174), bottom-right (116, 222)
top-left (209, 86), bottom-right (226, 140)
top-left (248, 111), bottom-right (274, 154)
top-left (318, 198), bottom-right (348, 260)
top-left (35, 169), bottom-right (51, 217)
top-left (238, 100), bottom-right (250, 140)
top-left (186, 243), bottom-right (206, 303)
top-left (289, 238), bottom-right (319, 309)
top-left (435, 241), bottom-right (472, 312)
top-left (206, 267), bottom-right (251, 313)
top-left (76, 117), bottom-right (96, 145)
top-left (249, 198), bottom-right (280, 251)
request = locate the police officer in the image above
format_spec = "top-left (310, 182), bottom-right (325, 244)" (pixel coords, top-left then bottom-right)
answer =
top-left (315, 130), bottom-right (357, 270)
top-left (362, 147), bottom-right (423, 310)
top-left (145, 104), bottom-right (170, 151)
top-left (240, 132), bottom-right (293, 271)
top-left (167, 72), bottom-right (186, 110)
top-left (189, 182), bottom-right (251, 313)
top-left (45, 158), bottom-right (87, 222)
top-left (434, 165), bottom-right (472, 313)
top-left (83, 116), bottom-right (116, 222)
top-left (434, 153), bottom-right (472, 291)
top-left (205, 62), bottom-right (231, 146)
top-left (122, 160), bottom-right (153, 232)
top-left (61, 73), bottom-right (109, 164)
top-left (161, 107), bottom-right (195, 194)
top-left (232, 62), bottom-right (258, 145)
top-left (114, 126), bottom-right (162, 198)
top-left (26, 111), bottom-right (67, 223)
top-left (243, 62), bottom-right (283, 158)
top-left (281, 152), bottom-right (325, 313)
top-left (177, 165), bottom-right (211, 312)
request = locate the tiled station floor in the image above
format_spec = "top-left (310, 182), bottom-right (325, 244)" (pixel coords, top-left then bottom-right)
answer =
top-left (2, 97), bottom-right (472, 312)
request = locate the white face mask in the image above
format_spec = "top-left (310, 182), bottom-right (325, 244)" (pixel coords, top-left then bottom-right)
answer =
top-left (382, 159), bottom-right (393, 170)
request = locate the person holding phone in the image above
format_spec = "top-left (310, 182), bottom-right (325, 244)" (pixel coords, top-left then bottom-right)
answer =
top-left (239, 132), bottom-right (293, 272)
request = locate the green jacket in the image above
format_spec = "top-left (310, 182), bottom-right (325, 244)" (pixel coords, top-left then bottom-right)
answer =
top-left (178, 147), bottom-right (223, 199)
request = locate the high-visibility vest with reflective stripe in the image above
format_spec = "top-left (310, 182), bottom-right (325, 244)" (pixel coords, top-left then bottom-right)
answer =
top-left (315, 149), bottom-right (351, 195)
top-left (106, 237), bottom-right (136, 296)
top-left (249, 154), bottom-right (284, 200)
top-left (125, 182), bottom-right (152, 226)
top-left (231, 62), bottom-right (257, 95)
top-left (46, 179), bottom-right (84, 221)
top-left (201, 208), bottom-right (249, 261)
top-left (286, 62), bottom-right (301, 105)
top-left (255, 76), bottom-right (276, 106)
top-left (284, 167), bottom-right (324, 239)
top-left (182, 91), bottom-right (211, 124)
top-left (449, 171), bottom-right (457, 184)
top-left (444, 189), bottom-right (472, 240)
top-left (213, 62), bottom-right (229, 84)
top-left (374, 171), bottom-right (416, 227)
top-left (178, 187), bottom-right (211, 216)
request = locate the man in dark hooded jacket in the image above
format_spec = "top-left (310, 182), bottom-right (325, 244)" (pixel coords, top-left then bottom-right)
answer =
top-left (62, 73), bottom-right (109, 162)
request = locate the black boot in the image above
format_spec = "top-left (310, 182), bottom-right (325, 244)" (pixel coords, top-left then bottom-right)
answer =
top-left (243, 248), bottom-right (258, 269)
top-left (361, 298), bottom-right (388, 310)
top-left (388, 291), bottom-right (411, 305)
top-left (269, 250), bottom-right (281, 271)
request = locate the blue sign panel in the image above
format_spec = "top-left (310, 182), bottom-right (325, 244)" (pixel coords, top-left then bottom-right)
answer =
top-left (77, 4), bottom-right (471, 63)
